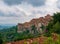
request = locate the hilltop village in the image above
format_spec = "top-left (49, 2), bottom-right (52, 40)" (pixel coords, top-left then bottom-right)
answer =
top-left (17, 14), bottom-right (52, 34)
top-left (5, 13), bottom-right (60, 44)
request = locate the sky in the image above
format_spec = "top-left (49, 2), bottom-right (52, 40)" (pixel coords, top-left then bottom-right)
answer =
top-left (0, 0), bottom-right (60, 25)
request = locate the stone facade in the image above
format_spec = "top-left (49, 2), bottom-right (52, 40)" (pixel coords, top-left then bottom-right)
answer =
top-left (17, 14), bottom-right (52, 33)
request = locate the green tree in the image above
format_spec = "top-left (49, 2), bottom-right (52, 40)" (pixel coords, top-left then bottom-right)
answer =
top-left (46, 12), bottom-right (60, 36)
top-left (53, 12), bottom-right (60, 24)
top-left (52, 12), bottom-right (60, 34)
top-left (52, 22), bottom-right (60, 34)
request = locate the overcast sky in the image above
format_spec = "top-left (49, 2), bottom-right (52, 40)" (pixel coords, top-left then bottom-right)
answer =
top-left (0, 0), bottom-right (60, 24)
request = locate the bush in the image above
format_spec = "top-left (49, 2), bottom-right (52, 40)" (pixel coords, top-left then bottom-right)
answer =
top-left (52, 22), bottom-right (60, 34)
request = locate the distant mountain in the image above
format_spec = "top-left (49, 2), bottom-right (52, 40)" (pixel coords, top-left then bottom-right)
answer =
top-left (0, 24), bottom-right (16, 29)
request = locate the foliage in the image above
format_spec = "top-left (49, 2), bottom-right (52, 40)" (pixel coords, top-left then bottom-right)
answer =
top-left (53, 22), bottom-right (60, 34)
top-left (0, 33), bottom-right (3, 44)
top-left (52, 13), bottom-right (60, 34)
top-left (46, 12), bottom-right (60, 37)
top-left (44, 21), bottom-right (53, 37)
top-left (53, 12), bottom-right (60, 24)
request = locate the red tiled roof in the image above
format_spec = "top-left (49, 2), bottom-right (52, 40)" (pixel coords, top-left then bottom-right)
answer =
top-left (18, 14), bottom-right (52, 31)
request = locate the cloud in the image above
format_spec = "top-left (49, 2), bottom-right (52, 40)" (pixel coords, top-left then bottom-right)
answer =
top-left (57, 0), bottom-right (60, 9)
top-left (3, 0), bottom-right (23, 5)
top-left (0, 1), bottom-right (27, 17)
top-left (3, 0), bottom-right (45, 7)
top-left (0, 0), bottom-right (60, 24)
top-left (26, 0), bottom-right (46, 7)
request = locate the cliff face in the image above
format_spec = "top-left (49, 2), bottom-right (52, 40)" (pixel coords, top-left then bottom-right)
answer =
top-left (17, 14), bottom-right (52, 33)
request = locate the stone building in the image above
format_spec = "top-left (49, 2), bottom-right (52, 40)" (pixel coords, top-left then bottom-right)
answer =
top-left (17, 14), bottom-right (52, 33)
